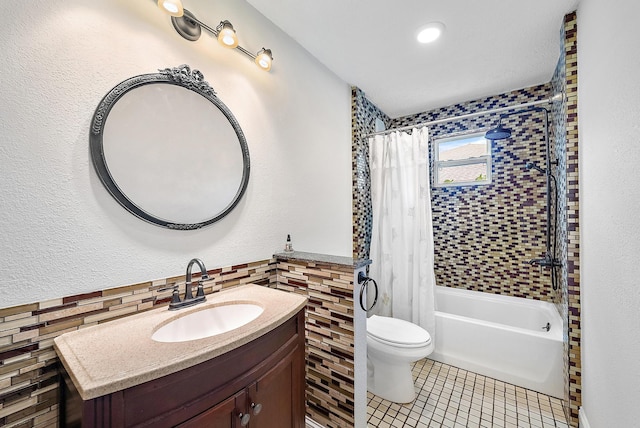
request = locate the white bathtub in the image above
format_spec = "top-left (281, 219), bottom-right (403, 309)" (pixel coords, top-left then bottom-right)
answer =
top-left (430, 286), bottom-right (564, 398)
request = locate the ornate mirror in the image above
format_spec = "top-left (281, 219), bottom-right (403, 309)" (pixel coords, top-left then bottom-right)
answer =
top-left (90, 65), bottom-right (250, 230)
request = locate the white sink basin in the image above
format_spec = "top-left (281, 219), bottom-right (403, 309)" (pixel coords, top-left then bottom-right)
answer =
top-left (151, 303), bottom-right (264, 343)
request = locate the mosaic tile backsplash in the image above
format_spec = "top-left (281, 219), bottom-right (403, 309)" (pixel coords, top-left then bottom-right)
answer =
top-left (0, 255), bottom-right (360, 428)
top-left (0, 260), bottom-right (275, 427)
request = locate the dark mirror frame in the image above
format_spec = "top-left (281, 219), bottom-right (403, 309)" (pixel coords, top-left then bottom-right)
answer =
top-left (90, 65), bottom-right (250, 230)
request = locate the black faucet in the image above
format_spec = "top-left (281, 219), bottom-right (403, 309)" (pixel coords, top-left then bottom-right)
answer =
top-left (169, 258), bottom-right (209, 310)
top-left (528, 253), bottom-right (561, 268)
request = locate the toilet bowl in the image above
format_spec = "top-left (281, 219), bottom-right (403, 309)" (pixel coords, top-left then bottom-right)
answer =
top-left (367, 314), bottom-right (434, 403)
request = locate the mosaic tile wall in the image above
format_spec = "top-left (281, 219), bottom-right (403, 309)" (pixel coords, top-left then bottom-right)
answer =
top-left (351, 87), bottom-right (391, 261)
top-left (352, 84), bottom-right (559, 300)
top-left (551, 21), bottom-right (571, 424)
top-left (0, 260), bottom-right (275, 428)
top-left (551, 11), bottom-right (581, 426)
top-left (394, 85), bottom-right (556, 299)
top-left (275, 255), bottom-right (357, 428)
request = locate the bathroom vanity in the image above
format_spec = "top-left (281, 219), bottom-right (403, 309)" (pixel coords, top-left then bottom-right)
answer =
top-left (54, 285), bottom-right (307, 427)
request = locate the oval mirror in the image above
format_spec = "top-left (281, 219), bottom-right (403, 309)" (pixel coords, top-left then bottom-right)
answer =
top-left (90, 65), bottom-right (250, 230)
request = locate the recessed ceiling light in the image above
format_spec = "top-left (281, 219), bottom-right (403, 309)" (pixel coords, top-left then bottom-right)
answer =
top-left (416, 22), bottom-right (445, 44)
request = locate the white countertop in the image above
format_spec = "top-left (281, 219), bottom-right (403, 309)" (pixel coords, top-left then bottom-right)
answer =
top-left (54, 284), bottom-right (307, 400)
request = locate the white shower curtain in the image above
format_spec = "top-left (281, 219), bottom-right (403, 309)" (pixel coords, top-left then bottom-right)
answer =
top-left (368, 126), bottom-right (436, 338)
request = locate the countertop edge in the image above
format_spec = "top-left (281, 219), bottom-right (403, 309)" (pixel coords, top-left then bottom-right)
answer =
top-left (54, 285), bottom-right (307, 400)
top-left (274, 251), bottom-right (371, 269)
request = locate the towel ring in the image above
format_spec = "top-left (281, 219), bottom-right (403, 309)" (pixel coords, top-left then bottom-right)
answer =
top-left (358, 271), bottom-right (378, 312)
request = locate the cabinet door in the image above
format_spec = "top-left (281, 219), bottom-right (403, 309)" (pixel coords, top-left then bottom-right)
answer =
top-left (177, 390), bottom-right (246, 428)
top-left (248, 350), bottom-right (298, 428)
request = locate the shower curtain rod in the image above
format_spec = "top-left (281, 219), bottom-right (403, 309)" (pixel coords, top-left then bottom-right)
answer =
top-left (364, 94), bottom-right (561, 138)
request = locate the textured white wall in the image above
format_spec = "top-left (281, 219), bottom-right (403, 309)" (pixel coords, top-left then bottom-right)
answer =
top-left (578, 0), bottom-right (640, 425)
top-left (0, 0), bottom-right (352, 308)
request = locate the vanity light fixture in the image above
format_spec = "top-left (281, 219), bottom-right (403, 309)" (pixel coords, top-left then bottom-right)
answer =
top-left (156, 0), bottom-right (273, 71)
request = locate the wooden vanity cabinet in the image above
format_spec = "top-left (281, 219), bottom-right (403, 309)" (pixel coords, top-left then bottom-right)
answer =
top-left (176, 391), bottom-right (244, 428)
top-left (178, 351), bottom-right (297, 428)
top-left (61, 310), bottom-right (305, 428)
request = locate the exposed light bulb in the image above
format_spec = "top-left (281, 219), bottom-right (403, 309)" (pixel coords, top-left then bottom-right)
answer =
top-left (217, 21), bottom-right (238, 49)
top-left (157, 0), bottom-right (184, 17)
top-left (254, 48), bottom-right (273, 71)
top-left (416, 22), bottom-right (445, 44)
top-left (161, 6), bottom-right (275, 72)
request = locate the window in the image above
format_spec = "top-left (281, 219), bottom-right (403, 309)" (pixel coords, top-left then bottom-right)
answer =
top-left (434, 132), bottom-right (492, 187)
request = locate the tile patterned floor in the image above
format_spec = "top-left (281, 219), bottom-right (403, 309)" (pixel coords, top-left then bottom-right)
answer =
top-left (367, 359), bottom-right (570, 428)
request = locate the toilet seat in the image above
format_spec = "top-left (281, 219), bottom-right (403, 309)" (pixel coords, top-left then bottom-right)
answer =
top-left (367, 315), bottom-right (432, 348)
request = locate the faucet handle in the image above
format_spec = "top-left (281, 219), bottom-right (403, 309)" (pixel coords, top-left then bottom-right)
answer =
top-left (157, 284), bottom-right (175, 293)
top-left (170, 287), bottom-right (182, 305)
top-left (195, 281), bottom-right (206, 298)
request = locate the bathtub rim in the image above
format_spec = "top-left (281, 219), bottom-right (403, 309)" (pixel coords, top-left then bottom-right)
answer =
top-left (434, 285), bottom-right (563, 338)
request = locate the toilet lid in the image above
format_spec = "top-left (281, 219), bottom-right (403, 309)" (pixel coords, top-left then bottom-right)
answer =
top-left (367, 315), bottom-right (431, 346)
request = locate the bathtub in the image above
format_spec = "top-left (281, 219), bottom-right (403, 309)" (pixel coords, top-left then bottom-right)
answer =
top-left (430, 286), bottom-right (564, 398)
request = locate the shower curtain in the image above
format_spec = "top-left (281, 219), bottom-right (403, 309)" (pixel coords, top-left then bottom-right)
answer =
top-left (368, 126), bottom-right (436, 338)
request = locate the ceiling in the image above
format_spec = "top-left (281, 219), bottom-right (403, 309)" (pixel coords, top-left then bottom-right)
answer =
top-left (246, 0), bottom-right (579, 118)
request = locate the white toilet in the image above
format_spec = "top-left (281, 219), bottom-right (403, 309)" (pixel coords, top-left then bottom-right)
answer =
top-left (367, 314), bottom-right (434, 403)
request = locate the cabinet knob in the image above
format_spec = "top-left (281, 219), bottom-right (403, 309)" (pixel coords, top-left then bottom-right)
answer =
top-left (238, 412), bottom-right (251, 426)
top-left (251, 402), bottom-right (263, 415)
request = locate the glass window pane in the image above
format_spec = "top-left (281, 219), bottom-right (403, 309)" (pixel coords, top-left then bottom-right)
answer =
top-left (438, 135), bottom-right (488, 161)
top-left (437, 162), bottom-right (488, 184)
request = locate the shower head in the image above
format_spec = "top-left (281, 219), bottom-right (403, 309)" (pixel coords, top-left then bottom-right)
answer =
top-left (485, 123), bottom-right (512, 140)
